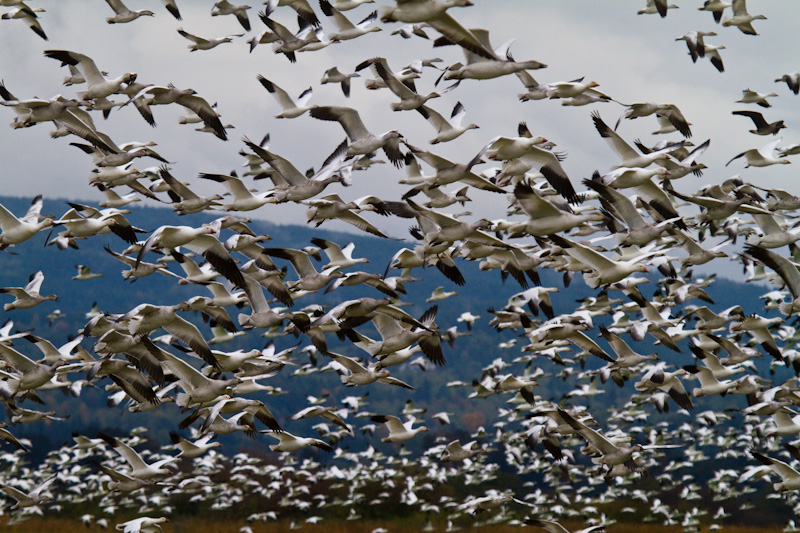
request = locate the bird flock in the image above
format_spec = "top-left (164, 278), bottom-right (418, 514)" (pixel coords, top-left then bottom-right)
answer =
top-left (2, 0), bottom-right (800, 531)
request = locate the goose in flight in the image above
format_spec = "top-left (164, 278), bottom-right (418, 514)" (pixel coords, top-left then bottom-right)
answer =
top-left (124, 84), bottom-right (227, 140)
top-left (137, 223), bottom-right (244, 288)
top-left (0, 270), bottom-right (58, 311)
top-left (371, 414), bottom-right (429, 442)
top-left (732, 110), bottom-right (787, 136)
top-left (721, 0), bottom-right (766, 35)
top-left (403, 143), bottom-right (502, 193)
top-left (257, 75), bottom-right (316, 118)
top-left (776, 72), bottom-right (800, 95)
top-left (380, 1), bottom-right (495, 60)
top-left (504, 181), bottom-right (599, 237)
top-left (97, 432), bottom-right (176, 480)
top-left (212, 0), bottom-right (251, 31)
top-left (320, 66), bottom-right (359, 97)
top-left (441, 439), bottom-right (484, 462)
top-left (319, 1), bottom-right (381, 42)
top-left (0, 475), bottom-right (55, 509)
top-left (745, 245), bottom-right (800, 315)
top-left (199, 171), bottom-right (275, 211)
top-left (549, 235), bottom-right (649, 289)
top-left (309, 105), bottom-right (404, 167)
top-left (727, 138), bottom-right (792, 168)
top-left (1, 4), bottom-right (46, 40)
top-left (736, 88), bottom-right (778, 108)
top-left (44, 50), bottom-right (136, 100)
top-left (698, 0), bottom-right (731, 23)
top-left (176, 28), bottom-right (239, 51)
top-left (592, 111), bottom-right (684, 167)
top-left (158, 166), bottom-right (223, 215)
top-left (0, 198), bottom-right (56, 248)
top-left (415, 101), bottom-right (478, 144)
top-left (264, 431), bottom-right (333, 453)
top-left (360, 57), bottom-right (441, 111)
top-left (750, 450), bottom-right (800, 492)
top-left (331, 352), bottom-right (414, 389)
top-left (104, 0), bottom-right (154, 23)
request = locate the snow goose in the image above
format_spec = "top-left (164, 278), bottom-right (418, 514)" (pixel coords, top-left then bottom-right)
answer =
top-left (97, 184), bottom-right (141, 208)
top-left (637, 0), bottom-right (676, 17)
top-left (158, 166), bottom-right (223, 215)
top-left (44, 50), bottom-right (136, 100)
top-left (0, 5), bottom-right (46, 40)
top-left (416, 101), bottom-right (478, 144)
top-left (549, 235), bottom-right (649, 289)
top-left (381, 1), bottom-right (496, 60)
top-left (684, 365), bottom-right (735, 397)
top-left (50, 204), bottom-right (139, 247)
top-left (303, 193), bottom-right (390, 238)
top-left (199, 171), bottom-right (275, 211)
top-left (744, 245), bottom-right (800, 315)
top-left (320, 1), bottom-right (381, 42)
top-left (242, 137), bottom-right (349, 203)
top-left (675, 31), bottom-right (715, 64)
top-left (776, 72), bottom-right (800, 95)
top-left (403, 143), bottom-right (502, 192)
top-left (115, 516), bottom-right (169, 532)
top-left (176, 28), bottom-right (239, 51)
top-left (592, 111), bottom-right (684, 167)
top-left (257, 9), bottom-right (320, 62)
top-left (320, 66), bottom-right (359, 97)
top-left (150, 349), bottom-right (238, 407)
top-left (441, 439), bottom-right (484, 462)
top-left (403, 182), bottom-right (469, 208)
top-left (0, 342), bottom-right (66, 398)
top-left (371, 414), bottom-right (428, 442)
top-left (309, 105), bottom-right (404, 166)
top-left (732, 110), bottom-right (786, 135)
top-left (361, 57), bottom-right (440, 111)
top-left (721, 0), bottom-right (765, 35)
top-left (0, 199), bottom-right (55, 247)
top-left (727, 138), bottom-right (791, 168)
top-left (97, 433), bottom-right (176, 480)
top-left (703, 42), bottom-right (725, 72)
top-left (118, 303), bottom-right (218, 367)
top-left (257, 75), bottom-right (317, 118)
top-left (125, 85), bottom-right (227, 140)
top-left (331, 352), bottom-right (414, 388)
top-left (698, 0), bottom-right (731, 23)
top-left (310, 238), bottom-right (368, 270)
top-left (212, 0), bottom-right (251, 31)
top-left (136, 223), bottom-right (244, 287)
top-left (0, 475), bottom-right (55, 509)
top-left (508, 181), bottom-right (601, 237)
top-left (264, 431), bottom-right (333, 452)
top-left (736, 88), bottom-right (778, 108)
top-left (104, 0), bottom-right (154, 23)
top-left (441, 29), bottom-right (546, 82)
top-left (750, 451), bottom-right (800, 492)
top-left (583, 179), bottom-right (673, 246)
top-left (168, 432), bottom-right (221, 458)
top-left (0, 270), bottom-right (57, 311)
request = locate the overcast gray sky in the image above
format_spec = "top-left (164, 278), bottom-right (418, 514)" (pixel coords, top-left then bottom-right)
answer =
top-left (1, 1), bottom-right (798, 250)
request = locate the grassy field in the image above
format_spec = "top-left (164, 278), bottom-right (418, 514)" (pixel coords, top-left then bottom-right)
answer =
top-left (0, 517), bottom-right (784, 533)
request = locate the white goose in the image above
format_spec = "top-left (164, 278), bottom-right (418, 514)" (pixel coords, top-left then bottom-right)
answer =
top-left (371, 414), bottom-right (429, 442)
top-left (104, 0), bottom-right (154, 23)
top-left (549, 235), bottom-right (649, 289)
top-left (257, 75), bottom-right (316, 118)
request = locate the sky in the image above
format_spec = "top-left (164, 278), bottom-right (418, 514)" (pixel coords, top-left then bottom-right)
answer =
top-left (1, 0), bottom-right (799, 254)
